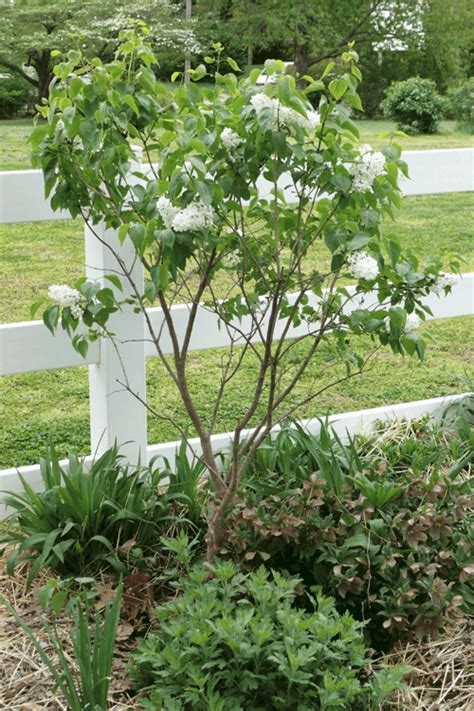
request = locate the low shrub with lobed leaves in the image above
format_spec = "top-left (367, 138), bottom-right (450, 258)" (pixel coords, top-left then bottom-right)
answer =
top-left (222, 414), bottom-right (474, 648)
top-left (130, 560), bottom-right (408, 709)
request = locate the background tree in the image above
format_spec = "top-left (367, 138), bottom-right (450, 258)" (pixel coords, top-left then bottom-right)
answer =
top-left (359, 0), bottom-right (474, 114)
top-left (0, 0), bottom-right (201, 103)
top-left (196, 0), bottom-right (420, 77)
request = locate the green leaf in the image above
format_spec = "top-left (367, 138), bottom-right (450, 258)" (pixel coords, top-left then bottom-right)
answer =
top-left (192, 64), bottom-right (207, 81)
top-left (129, 223), bottom-right (146, 251)
top-left (43, 305), bottom-right (60, 335)
top-left (321, 62), bottom-right (335, 80)
top-left (31, 298), bottom-right (45, 319)
top-left (227, 57), bottom-right (241, 72)
top-left (329, 79), bottom-right (348, 100)
top-left (76, 339), bottom-right (89, 359)
top-left (348, 233), bottom-right (371, 250)
top-left (104, 275), bottom-right (123, 292)
top-left (332, 174), bottom-right (352, 194)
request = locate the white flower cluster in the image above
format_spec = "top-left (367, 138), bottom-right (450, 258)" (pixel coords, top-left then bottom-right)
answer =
top-left (250, 93), bottom-right (320, 132)
top-left (48, 284), bottom-right (83, 319)
top-left (430, 271), bottom-right (457, 296)
top-left (155, 27), bottom-right (201, 54)
top-left (221, 128), bottom-right (242, 151)
top-left (405, 312), bottom-right (421, 333)
top-left (157, 196), bottom-right (214, 232)
top-left (221, 128), bottom-right (243, 161)
top-left (347, 251), bottom-right (380, 280)
top-left (348, 145), bottom-right (386, 192)
top-left (157, 196), bottom-right (178, 229)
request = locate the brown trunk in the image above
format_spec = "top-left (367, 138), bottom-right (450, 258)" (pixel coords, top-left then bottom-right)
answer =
top-left (247, 45), bottom-right (254, 66)
top-left (34, 51), bottom-right (52, 104)
top-left (184, 0), bottom-right (192, 83)
top-left (294, 43), bottom-right (310, 87)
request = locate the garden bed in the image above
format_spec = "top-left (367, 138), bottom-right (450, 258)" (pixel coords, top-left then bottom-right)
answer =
top-left (1, 559), bottom-right (473, 710)
top-left (0, 405), bottom-right (472, 709)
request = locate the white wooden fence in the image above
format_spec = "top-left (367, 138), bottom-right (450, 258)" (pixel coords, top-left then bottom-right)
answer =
top-left (0, 148), bottom-right (473, 505)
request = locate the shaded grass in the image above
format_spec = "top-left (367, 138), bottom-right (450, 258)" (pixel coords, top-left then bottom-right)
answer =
top-left (0, 118), bottom-right (472, 172)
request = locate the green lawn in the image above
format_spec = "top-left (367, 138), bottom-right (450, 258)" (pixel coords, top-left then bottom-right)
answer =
top-left (0, 190), bottom-right (473, 468)
top-left (0, 119), bottom-right (35, 171)
top-left (0, 118), bottom-right (472, 171)
top-left (355, 119), bottom-right (473, 151)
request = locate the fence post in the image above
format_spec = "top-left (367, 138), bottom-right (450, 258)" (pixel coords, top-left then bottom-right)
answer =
top-left (84, 150), bottom-right (147, 463)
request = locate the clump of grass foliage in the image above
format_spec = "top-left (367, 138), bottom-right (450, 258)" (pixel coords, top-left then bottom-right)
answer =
top-left (2, 583), bottom-right (123, 711)
top-left (0, 444), bottom-right (204, 586)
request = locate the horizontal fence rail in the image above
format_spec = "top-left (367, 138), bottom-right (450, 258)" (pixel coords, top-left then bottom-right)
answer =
top-left (1, 148), bottom-right (473, 503)
top-left (1, 149), bottom-right (473, 224)
top-left (0, 392), bottom-right (469, 516)
top-left (2, 274), bottom-right (473, 376)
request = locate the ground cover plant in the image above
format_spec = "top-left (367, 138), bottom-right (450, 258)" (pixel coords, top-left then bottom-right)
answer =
top-left (220, 409), bottom-right (474, 650)
top-left (130, 561), bottom-right (409, 709)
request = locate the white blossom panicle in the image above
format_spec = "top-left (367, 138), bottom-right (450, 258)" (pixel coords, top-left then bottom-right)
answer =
top-left (48, 284), bottom-right (83, 319)
top-left (221, 128), bottom-right (243, 162)
top-left (158, 196), bottom-right (214, 232)
top-left (157, 196), bottom-right (179, 230)
top-left (405, 312), bottom-right (421, 333)
top-left (430, 271), bottom-right (457, 296)
top-left (348, 145), bottom-right (386, 192)
top-left (347, 251), bottom-right (380, 280)
top-left (221, 128), bottom-right (242, 151)
top-left (171, 200), bottom-right (214, 232)
top-left (56, 119), bottom-right (65, 131)
top-left (292, 109), bottom-right (320, 131)
top-left (250, 93), bottom-right (320, 132)
top-left (250, 93), bottom-right (276, 115)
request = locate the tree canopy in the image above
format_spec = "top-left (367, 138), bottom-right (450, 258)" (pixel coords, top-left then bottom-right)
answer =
top-left (0, 0), bottom-right (472, 111)
top-left (0, 0), bottom-right (199, 101)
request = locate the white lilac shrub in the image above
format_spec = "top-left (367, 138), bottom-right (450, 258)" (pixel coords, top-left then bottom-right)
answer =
top-left (33, 30), bottom-right (460, 558)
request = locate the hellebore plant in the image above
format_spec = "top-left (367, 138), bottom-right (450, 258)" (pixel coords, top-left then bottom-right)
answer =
top-left (32, 26), bottom-right (459, 560)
